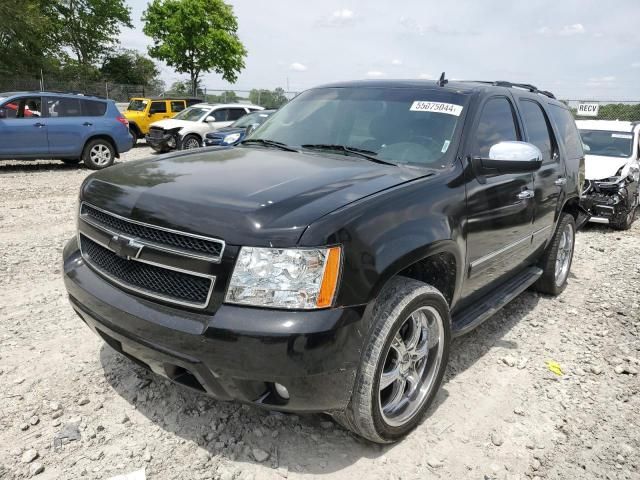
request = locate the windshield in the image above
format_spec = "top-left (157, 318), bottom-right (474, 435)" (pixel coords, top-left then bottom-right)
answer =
top-left (579, 130), bottom-right (634, 158)
top-left (127, 99), bottom-right (148, 111)
top-left (173, 106), bottom-right (210, 122)
top-left (250, 87), bottom-right (468, 166)
top-left (232, 111), bottom-right (272, 128)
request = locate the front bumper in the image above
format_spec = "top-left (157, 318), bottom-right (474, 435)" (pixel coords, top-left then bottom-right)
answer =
top-left (62, 240), bottom-right (363, 412)
top-left (145, 132), bottom-right (177, 152)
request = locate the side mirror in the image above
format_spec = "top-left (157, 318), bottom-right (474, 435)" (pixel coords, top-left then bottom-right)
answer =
top-left (0, 108), bottom-right (6, 119)
top-left (205, 116), bottom-right (216, 123)
top-left (245, 123), bottom-right (260, 136)
top-left (475, 141), bottom-right (543, 174)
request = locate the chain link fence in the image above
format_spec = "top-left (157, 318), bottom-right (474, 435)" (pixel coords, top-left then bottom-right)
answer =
top-left (562, 100), bottom-right (640, 122)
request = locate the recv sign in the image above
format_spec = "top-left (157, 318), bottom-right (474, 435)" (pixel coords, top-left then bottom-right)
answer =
top-left (577, 103), bottom-right (600, 117)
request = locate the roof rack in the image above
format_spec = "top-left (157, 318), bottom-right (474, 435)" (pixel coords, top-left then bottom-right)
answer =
top-left (462, 80), bottom-right (556, 99)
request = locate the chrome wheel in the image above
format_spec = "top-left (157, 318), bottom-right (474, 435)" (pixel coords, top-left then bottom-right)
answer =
top-left (183, 137), bottom-right (200, 149)
top-left (89, 144), bottom-right (112, 166)
top-left (554, 222), bottom-right (574, 286)
top-left (379, 306), bottom-right (445, 427)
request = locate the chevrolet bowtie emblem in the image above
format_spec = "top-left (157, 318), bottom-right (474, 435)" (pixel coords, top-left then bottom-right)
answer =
top-left (109, 235), bottom-right (144, 260)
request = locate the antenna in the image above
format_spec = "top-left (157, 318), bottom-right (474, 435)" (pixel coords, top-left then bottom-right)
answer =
top-left (437, 72), bottom-right (448, 87)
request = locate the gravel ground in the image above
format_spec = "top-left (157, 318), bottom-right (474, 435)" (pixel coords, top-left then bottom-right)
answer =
top-left (0, 146), bottom-right (638, 480)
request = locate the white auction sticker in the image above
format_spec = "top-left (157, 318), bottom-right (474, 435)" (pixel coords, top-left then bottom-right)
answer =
top-left (611, 133), bottom-right (633, 139)
top-left (410, 101), bottom-right (463, 116)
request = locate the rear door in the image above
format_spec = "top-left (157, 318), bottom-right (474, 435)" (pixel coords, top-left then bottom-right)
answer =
top-left (463, 95), bottom-right (536, 294)
top-left (0, 96), bottom-right (48, 157)
top-left (517, 98), bottom-right (563, 249)
top-left (45, 96), bottom-right (92, 156)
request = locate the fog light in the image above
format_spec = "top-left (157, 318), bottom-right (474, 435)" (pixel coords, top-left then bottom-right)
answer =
top-left (274, 382), bottom-right (289, 400)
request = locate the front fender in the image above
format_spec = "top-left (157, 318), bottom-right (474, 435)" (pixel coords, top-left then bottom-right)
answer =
top-left (298, 166), bottom-right (467, 309)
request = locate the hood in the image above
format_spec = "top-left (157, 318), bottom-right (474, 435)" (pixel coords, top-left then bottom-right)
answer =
top-left (149, 119), bottom-right (194, 131)
top-left (81, 147), bottom-right (425, 246)
top-left (585, 154), bottom-right (632, 180)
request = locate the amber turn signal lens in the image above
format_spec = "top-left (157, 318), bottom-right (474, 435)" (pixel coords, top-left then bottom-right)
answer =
top-left (316, 246), bottom-right (342, 308)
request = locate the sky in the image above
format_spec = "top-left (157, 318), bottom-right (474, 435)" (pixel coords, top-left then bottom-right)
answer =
top-left (121, 0), bottom-right (640, 100)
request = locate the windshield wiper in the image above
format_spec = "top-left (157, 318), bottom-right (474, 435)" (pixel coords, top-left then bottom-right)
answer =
top-left (240, 138), bottom-right (299, 152)
top-left (300, 144), bottom-right (396, 166)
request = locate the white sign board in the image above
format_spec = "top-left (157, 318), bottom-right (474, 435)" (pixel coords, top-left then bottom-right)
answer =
top-left (577, 103), bottom-right (600, 117)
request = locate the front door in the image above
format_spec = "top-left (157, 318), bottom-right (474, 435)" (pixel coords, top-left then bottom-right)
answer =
top-left (148, 101), bottom-right (171, 124)
top-left (463, 95), bottom-right (536, 295)
top-left (0, 96), bottom-right (48, 157)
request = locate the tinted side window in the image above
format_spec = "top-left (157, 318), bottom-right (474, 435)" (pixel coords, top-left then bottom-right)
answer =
top-left (47, 98), bottom-right (82, 117)
top-left (171, 101), bottom-right (185, 113)
top-left (150, 101), bottom-right (167, 113)
top-left (211, 109), bottom-right (228, 121)
top-left (473, 97), bottom-right (519, 158)
top-left (227, 108), bottom-right (246, 121)
top-left (549, 105), bottom-right (583, 159)
top-left (519, 100), bottom-right (555, 163)
top-left (82, 100), bottom-right (107, 116)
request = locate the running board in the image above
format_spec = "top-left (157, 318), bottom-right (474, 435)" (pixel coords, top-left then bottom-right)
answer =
top-left (452, 266), bottom-right (543, 337)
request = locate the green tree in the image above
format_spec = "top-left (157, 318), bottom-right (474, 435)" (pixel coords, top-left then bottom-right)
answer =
top-left (54, 0), bottom-right (132, 67)
top-left (249, 88), bottom-right (289, 109)
top-left (102, 49), bottom-right (161, 85)
top-left (0, 0), bottom-right (61, 76)
top-left (143, 0), bottom-right (247, 96)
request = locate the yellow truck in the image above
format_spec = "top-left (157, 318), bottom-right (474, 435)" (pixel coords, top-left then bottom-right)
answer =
top-left (124, 97), bottom-right (202, 144)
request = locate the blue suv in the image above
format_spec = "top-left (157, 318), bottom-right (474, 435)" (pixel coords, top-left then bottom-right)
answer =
top-left (0, 92), bottom-right (133, 169)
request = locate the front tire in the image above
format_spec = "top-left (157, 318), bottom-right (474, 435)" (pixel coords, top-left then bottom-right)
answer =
top-left (129, 128), bottom-right (139, 145)
top-left (334, 277), bottom-right (451, 443)
top-left (534, 213), bottom-right (576, 295)
top-left (82, 139), bottom-right (115, 170)
top-left (181, 134), bottom-right (201, 150)
top-left (611, 202), bottom-right (637, 230)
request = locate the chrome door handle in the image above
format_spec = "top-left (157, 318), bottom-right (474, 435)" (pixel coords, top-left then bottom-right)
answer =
top-left (33, 122), bottom-right (45, 127)
top-left (554, 177), bottom-right (567, 186)
top-left (83, 122), bottom-right (93, 126)
top-left (517, 190), bottom-right (534, 200)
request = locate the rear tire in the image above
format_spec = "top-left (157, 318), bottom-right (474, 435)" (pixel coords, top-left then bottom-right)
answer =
top-left (533, 213), bottom-right (576, 295)
top-left (82, 139), bottom-right (115, 170)
top-left (333, 276), bottom-right (451, 443)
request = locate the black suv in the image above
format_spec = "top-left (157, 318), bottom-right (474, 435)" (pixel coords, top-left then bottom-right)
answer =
top-left (63, 78), bottom-right (584, 443)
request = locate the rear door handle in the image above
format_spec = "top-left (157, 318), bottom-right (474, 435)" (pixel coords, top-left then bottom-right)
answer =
top-left (554, 177), bottom-right (567, 186)
top-left (83, 122), bottom-right (93, 126)
top-left (33, 122), bottom-right (45, 128)
top-left (517, 190), bottom-right (535, 200)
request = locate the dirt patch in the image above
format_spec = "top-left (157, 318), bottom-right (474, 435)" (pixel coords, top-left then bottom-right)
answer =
top-left (0, 148), bottom-right (638, 479)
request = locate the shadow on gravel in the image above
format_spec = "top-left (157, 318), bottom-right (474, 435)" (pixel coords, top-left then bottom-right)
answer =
top-left (98, 290), bottom-right (540, 475)
top-left (0, 161), bottom-right (87, 173)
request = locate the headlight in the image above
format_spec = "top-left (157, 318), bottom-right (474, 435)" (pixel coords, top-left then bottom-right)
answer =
top-left (225, 246), bottom-right (342, 309)
top-left (223, 133), bottom-right (241, 144)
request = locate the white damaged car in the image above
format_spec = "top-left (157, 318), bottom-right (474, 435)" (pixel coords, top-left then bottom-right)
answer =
top-left (146, 103), bottom-right (263, 152)
top-left (577, 120), bottom-right (640, 229)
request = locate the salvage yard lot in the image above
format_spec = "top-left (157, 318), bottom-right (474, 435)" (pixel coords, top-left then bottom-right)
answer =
top-left (0, 148), bottom-right (638, 480)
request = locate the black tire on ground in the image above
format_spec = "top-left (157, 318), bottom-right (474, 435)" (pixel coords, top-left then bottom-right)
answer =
top-left (82, 138), bottom-right (116, 170)
top-left (181, 134), bottom-right (201, 150)
top-left (61, 158), bottom-right (81, 165)
top-left (611, 204), bottom-right (637, 231)
top-left (333, 276), bottom-right (451, 443)
top-left (533, 213), bottom-right (576, 295)
top-left (130, 128), bottom-right (139, 145)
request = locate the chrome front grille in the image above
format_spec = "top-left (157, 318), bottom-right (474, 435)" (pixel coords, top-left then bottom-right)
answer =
top-left (80, 203), bottom-right (224, 261)
top-left (78, 202), bottom-right (223, 309)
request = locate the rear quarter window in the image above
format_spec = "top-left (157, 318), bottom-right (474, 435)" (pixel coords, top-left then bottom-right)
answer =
top-left (549, 105), bottom-right (584, 159)
top-left (82, 100), bottom-right (107, 116)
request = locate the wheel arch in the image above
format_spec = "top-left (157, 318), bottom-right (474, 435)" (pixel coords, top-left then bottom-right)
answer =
top-left (83, 134), bottom-right (119, 158)
top-left (371, 240), bottom-right (462, 308)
